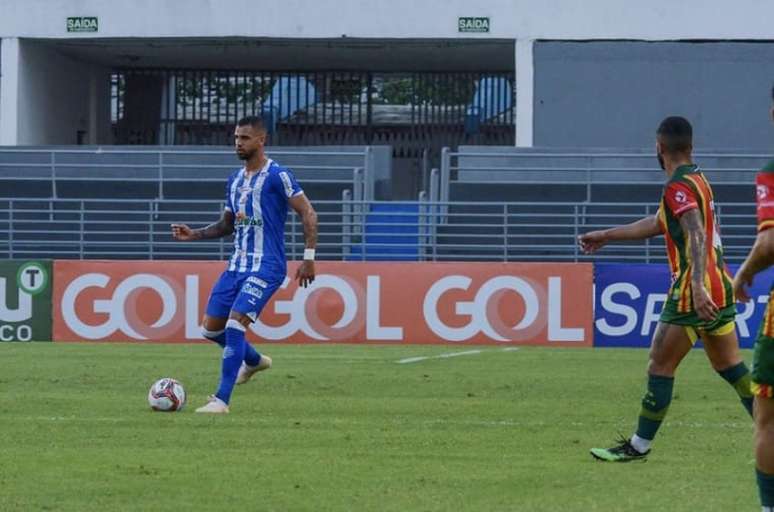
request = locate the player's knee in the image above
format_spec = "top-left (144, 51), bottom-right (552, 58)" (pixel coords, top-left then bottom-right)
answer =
top-left (200, 326), bottom-right (224, 341)
top-left (756, 400), bottom-right (774, 430)
top-left (647, 358), bottom-right (677, 377)
top-left (226, 318), bottom-right (247, 331)
top-left (228, 311), bottom-right (252, 327)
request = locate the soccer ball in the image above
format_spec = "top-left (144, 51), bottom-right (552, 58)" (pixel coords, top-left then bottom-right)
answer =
top-left (148, 378), bottom-right (186, 412)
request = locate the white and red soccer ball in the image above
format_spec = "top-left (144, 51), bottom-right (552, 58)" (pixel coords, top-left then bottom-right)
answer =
top-left (148, 378), bottom-right (186, 412)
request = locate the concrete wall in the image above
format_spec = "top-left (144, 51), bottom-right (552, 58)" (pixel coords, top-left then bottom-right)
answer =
top-left (2, 0), bottom-right (774, 40)
top-left (15, 41), bottom-right (110, 145)
top-left (534, 41), bottom-right (774, 149)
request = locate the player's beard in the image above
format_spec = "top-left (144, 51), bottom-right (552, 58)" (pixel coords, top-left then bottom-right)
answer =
top-left (657, 152), bottom-right (665, 170)
top-left (237, 148), bottom-right (255, 161)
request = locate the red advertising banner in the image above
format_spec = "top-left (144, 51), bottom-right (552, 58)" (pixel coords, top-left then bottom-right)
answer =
top-left (53, 261), bottom-right (593, 346)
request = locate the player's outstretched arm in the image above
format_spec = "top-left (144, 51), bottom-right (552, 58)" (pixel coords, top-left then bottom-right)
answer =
top-left (171, 210), bottom-right (235, 241)
top-left (289, 193), bottom-right (318, 288)
top-left (679, 209), bottom-right (718, 321)
top-left (578, 215), bottom-right (661, 254)
top-left (734, 229), bottom-right (774, 302)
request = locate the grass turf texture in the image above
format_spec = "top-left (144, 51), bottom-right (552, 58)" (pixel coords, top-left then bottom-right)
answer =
top-left (0, 343), bottom-right (757, 511)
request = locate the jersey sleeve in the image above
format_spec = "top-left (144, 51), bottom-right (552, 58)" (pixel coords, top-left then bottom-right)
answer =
top-left (277, 169), bottom-right (304, 200)
top-left (756, 171), bottom-right (774, 232)
top-left (224, 177), bottom-right (234, 212)
top-left (663, 181), bottom-right (699, 218)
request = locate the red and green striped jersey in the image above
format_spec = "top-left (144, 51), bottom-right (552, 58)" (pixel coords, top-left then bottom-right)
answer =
top-left (656, 164), bottom-right (734, 314)
top-left (754, 160), bottom-right (774, 337)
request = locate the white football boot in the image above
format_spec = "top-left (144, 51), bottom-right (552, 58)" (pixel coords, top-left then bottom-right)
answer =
top-left (195, 395), bottom-right (229, 414)
top-left (236, 355), bottom-right (273, 385)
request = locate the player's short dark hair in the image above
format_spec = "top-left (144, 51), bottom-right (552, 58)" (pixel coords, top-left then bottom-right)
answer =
top-left (656, 116), bottom-right (693, 153)
top-left (236, 115), bottom-right (266, 132)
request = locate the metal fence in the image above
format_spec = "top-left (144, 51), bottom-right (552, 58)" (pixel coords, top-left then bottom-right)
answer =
top-left (437, 148), bottom-right (771, 203)
top-left (112, 69), bottom-right (515, 146)
top-left (0, 147), bottom-right (375, 202)
top-left (0, 197), bottom-right (758, 263)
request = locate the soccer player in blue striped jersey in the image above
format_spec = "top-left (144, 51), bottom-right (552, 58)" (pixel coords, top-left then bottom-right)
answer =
top-left (171, 115), bottom-right (318, 414)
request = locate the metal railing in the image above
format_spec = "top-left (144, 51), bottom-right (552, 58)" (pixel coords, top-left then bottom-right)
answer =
top-left (0, 197), bottom-right (759, 263)
top-left (0, 146), bottom-right (374, 201)
top-left (437, 148), bottom-right (771, 203)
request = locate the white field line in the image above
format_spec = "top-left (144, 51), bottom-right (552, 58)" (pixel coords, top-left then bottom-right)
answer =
top-left (396, 347), bottom-right (519, 364)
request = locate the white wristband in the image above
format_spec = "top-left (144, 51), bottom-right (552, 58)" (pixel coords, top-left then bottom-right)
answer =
top-left (303, 248), bottom-right (316, 261)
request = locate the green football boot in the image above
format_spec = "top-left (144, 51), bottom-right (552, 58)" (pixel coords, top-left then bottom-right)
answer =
top-left (590, 437), bottom-right (649, 462)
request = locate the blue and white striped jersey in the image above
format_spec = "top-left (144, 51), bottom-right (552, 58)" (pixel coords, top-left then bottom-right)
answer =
top-left (223, 159), bottom-right (303, 276)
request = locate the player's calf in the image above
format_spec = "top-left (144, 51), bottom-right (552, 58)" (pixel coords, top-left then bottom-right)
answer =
top-left (716, 361), bottom-right (754, 417)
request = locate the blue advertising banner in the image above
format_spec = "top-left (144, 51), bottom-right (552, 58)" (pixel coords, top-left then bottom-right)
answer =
top-left (594, 263), bottom-right (774, 348)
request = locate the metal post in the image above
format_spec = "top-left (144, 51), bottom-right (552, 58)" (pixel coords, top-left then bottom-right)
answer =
top-left (353, 168), bottom-right (364, 237)
top-left (503, 203), bottom-right (508, 262)
top-left (365, 146), bottom-right (375, 200)
top-left (586, 156), bottom-right (592, 203)
top-left (149, 201), bottom-right (155, 260)
top-left (429, 168), bottom-right (439, 204)
top-left (79, 200), bottom-right (85, 259)
top-left (8, 200), bottom-right (13, 259)
top-left (429, 168), bottom-right (440, 231)
top-left (50, 151), bottom-right (57, 221)
top-left (158, 151), bottom-right (165, 199)
top-left (573, 205), bottom-right (579, 261)
top-left (51, 151), bottom-right (58, 200)
top-left (359, 200), bottom-right (366, 262)
top-left (417, 190), bottom-right (427, 261)
top-left (342, 189), bottom-right (352, 260)
top-left (440, 147), bottom-right (451, 205)
top-left (421, 148), bottom-right (430, 195)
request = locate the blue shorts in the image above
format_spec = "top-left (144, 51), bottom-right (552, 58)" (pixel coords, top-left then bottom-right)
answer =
top-left (205, 271), bottom-right (284, 322)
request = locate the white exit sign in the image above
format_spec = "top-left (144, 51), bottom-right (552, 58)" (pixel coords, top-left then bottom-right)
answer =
top-left (459, 17), bottom-right (490, 33)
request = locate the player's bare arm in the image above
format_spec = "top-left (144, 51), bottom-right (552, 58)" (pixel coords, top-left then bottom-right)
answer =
top-left (734, 228), bottom-right (774, 302)
top-left (289, 193), bottom-right (318, 288)
top-left (171, 210), bottom-right (235, 241)
top-left (679, 208), bottom-right (718, 321)
top-left (578, 215), bottom-right (661, 254)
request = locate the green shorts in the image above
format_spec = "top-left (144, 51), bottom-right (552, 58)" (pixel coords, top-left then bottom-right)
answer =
top-left (659, 301), bottom-right (736, 333)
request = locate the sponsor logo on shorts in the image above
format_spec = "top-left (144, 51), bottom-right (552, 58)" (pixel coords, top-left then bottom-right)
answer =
top-left (246, 277), bottom-right (268, 288)
top-left (242, 283), bottom-right (264, 299)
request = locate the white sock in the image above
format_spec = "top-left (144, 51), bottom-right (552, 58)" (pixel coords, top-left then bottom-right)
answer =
top-left (630, 434), bottom-right (651, 454)
top-left (763, 507), bottom-right (774, 512)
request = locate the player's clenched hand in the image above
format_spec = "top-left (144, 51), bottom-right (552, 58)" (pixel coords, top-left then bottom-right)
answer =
top-left (171, 223), bottom-right (196, 241)
top-left (295, 261), bottom-right (315, 288)
top-left (578, 230), bottom-right (608, 255)
top-left (692, 286), bottom-right (719, 322)
top-left (732, 274), bottom-right (753, 303)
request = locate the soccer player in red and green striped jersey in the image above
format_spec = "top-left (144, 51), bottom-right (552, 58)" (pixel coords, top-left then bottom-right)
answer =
top-left (579, 116), bottom-right (753, 462)
top-left (732, 85), bottom-right (774, 512)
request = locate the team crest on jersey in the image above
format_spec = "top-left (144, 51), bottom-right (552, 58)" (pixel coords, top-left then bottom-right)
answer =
top-left (758, 185), bottom-right (769, 200)
top-left (674, 190), bottom-right (687, 203)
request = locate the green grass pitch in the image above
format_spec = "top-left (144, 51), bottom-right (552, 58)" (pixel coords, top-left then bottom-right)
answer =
top-left (0, 343), bottom-right (758, 511)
